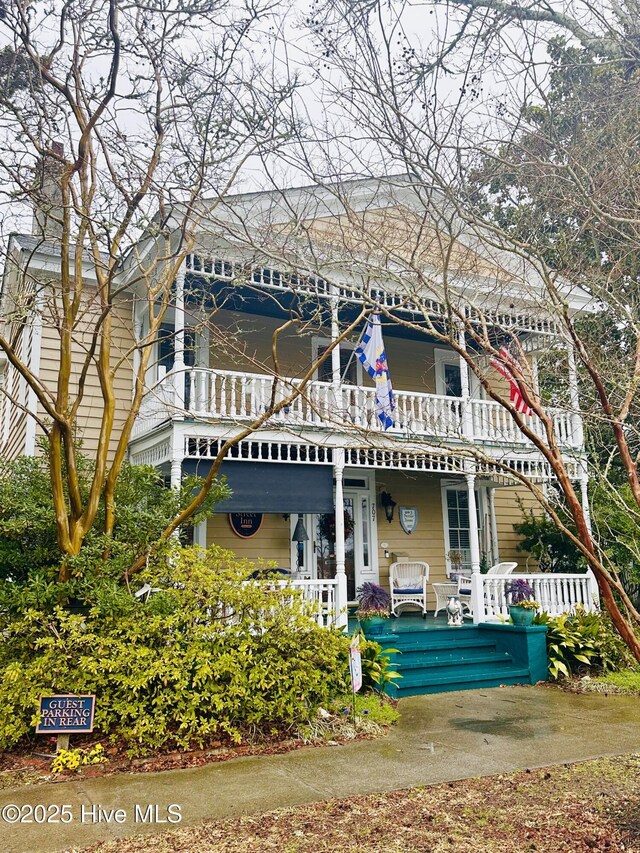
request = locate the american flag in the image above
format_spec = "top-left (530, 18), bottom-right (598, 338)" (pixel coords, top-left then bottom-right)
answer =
top-left (489, 346), bottom-right (533, 416)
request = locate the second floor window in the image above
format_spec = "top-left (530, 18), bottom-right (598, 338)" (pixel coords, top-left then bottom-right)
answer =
top-left (315, 341), bottom-right (360, 385)
top-left (443, 363), bottom-right (463, 397)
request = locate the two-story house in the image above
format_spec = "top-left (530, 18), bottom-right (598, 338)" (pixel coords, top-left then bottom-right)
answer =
top-left (0, 176), bottom-right (598, 649)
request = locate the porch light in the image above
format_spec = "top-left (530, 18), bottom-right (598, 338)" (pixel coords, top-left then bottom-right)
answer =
top-left (292, 515), bottom-right (309, 543)
top-left (380, 491), bottom-right (397, 523)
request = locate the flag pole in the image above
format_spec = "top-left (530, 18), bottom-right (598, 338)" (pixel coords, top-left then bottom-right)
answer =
top-left (340, 312), bottom-right (370, 383)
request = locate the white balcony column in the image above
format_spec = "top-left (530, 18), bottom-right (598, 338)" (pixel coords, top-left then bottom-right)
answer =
top-left (334, 447), bottom-right (348, 629)
top-left (173, 263), bottom-right (186, 414)
top-left (466, 469), bottom-right (484, 623)
top-left (193, 325), bottom-right (209, 413)
top-left (566, 342), bottom-right (584, 449)
top-left (580, 468), bottom-right (592, 537)
top-left (170, 432), bottom-right (183, 539)
top-left (458, 327), bottom-right (473, 439)
top-left (330, 283), bottom-right (342, 412)
top-left (488, 486), bottom-right (500, 565)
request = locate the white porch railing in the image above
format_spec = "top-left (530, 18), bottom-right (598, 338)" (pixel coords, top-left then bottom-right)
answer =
top-left (474, 571), bottom-right (600, 622)
top-left (287, 578), bottom-right (347, 630)
top-left (135, 367), bottom-right (579, 449)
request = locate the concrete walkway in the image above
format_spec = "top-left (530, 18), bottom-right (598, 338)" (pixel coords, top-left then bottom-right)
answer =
top-left (2, 686), bottom-right (639, 853)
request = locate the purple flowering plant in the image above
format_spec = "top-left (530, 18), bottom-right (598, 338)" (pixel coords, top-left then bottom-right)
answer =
top-left (356, 582), bottom-right (391, 619)
top-left (506, 579), bottom-right (539, 610)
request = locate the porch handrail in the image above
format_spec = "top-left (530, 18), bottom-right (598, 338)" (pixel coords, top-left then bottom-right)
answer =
top-left (285, 577), bottom-right (348, 630)
top-left (472, 570), bottom-right (600, 622)
top-left (136, 366), bottom-right (578, 449)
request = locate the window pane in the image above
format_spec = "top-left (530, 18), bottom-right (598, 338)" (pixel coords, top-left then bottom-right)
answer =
top-left (444, 363), bottom-right (462, 397)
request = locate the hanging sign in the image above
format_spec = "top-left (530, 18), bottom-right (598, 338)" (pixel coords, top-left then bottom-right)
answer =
top-left (36, 695), bottom-right (95, 734)
top-left (229, 512), bottom-right (263, 538)
top-left (349, 637), bottom-right (363, 693)
top-left (399, 507), bottom-right (418, 535)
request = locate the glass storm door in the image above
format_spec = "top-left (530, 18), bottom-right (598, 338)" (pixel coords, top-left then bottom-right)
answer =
top-left (315, 491), bottom-right (372, 601)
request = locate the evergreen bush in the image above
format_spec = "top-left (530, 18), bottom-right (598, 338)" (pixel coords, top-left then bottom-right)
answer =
top-left (0, 546), bottom-right (350, 753)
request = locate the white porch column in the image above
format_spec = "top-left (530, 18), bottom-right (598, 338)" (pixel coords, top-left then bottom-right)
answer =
top-left (334, 447), bottom-right (348, 629)
top-left (566, 343), bottom-right (584, 449)
top-left (173, 263), bottom-right (186, 414)
top-left (488, 486), bottom-right (500, 565)
top-left (194, 519), bottom-right (207, 548)
top-left (580, 471), bottom-right (592, 536)
top-left (466, 470), bottom-right (484, 623)
top-left (330, 285), bottom-right (348, 627)
top-left (170, 431), bottom-right (183, 538)
top-left (330, 284), bottom-right (342, 410)
top-left (458, 328), bottom-right (473, 439)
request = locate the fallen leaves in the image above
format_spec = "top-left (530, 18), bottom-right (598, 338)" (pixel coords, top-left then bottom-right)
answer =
top-left (79, 753), bottom-right (640, 853)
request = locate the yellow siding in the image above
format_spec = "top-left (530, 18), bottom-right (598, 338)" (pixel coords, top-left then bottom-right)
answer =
top-left (206, 511), bottom-right (292, 568)
top-left (35, 291), bottom-right (135, 459)
top-left (375, 472), bottom-right (448, 590)
top-left (384, 337), bottom-right (437, 394)
top-left (494, 486), bottom-right (539, 570)
top-left (209, 310), bottom-right (315, 379)
top-left (201, 473), bottom-right (536, 584)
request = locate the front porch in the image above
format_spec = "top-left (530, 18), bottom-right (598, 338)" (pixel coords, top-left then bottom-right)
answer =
top-left (350, 613), bottom-right (550, 697)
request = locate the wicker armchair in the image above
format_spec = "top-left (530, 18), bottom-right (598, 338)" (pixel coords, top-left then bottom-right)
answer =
top-left (390, 561), bottom-right (430, 617)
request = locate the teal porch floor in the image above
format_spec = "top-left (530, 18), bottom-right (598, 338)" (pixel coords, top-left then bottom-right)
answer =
top-left (347, 611), bottom-right (475, 633)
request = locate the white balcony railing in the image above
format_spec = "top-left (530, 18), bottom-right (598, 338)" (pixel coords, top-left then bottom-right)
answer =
top-left (476, 572), bottom-right (600, 622)
top-left (133, 367), bottom-right (579, 448)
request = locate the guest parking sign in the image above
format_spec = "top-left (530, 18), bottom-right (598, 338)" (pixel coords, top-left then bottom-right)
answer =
top-left (36, 695), bottom-right (96, 734)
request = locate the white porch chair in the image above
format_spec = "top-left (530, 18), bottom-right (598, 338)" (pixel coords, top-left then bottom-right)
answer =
top-left (390, 561), bottom-right (430, 617)
top-left (454, 573), bottom-right (473, 616)
top-left (487, 562), bottom-right (518, 575)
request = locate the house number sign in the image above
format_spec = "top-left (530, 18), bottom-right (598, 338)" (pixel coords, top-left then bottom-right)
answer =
top-left (399, 507), bottom-right (418, 535)
top-left (229, 513), bottom-right (263, 538)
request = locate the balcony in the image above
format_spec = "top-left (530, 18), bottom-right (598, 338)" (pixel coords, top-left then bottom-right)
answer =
top-left (132, 367), bottom-right (579, 450)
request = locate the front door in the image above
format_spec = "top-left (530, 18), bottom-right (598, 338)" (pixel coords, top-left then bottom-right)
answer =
top-left (315, 488), bottom-right (375, 601)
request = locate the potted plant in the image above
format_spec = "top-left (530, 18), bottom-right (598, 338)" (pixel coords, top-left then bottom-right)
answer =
top-left (448, 549), bottom-right (464, 582)
top-left (506, 579), bottom-right (539, 626)
top-left (356, 582), bottom-right (391, 635)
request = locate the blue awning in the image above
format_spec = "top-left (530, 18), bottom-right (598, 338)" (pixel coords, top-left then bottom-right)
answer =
top-left (182, 460), bottom-right (334, 513)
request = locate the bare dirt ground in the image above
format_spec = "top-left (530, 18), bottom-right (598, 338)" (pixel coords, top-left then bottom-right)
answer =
top-left (81, 753), bottom-right (640, 853)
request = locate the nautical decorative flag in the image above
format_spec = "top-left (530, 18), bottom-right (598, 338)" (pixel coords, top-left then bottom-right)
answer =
top-left (489, 346), bottom-right (533, 416)
top-left (355, 313), bottom-right (395, 429)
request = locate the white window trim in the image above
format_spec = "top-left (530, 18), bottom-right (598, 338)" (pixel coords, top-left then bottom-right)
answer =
top-left (434, 348), bottom-right (461, 397)
top-left (434, 347), bottom-right (483, 399)
top-left (441, 480), bottom-right (487, 577)
top-left (312, 335), bottom-right (363, 385)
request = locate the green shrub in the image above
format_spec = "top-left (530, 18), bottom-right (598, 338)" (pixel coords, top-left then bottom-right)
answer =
top-left (0, 446), bottom-right (228, 589)
top-left (535, 607), bottom-right (637, 679)
top-left (357, 636), bottom-right (401, 691)
top-left (0, 546), bottom-right (350, 753)
top-left (513, 506), bottom-right (585, 573)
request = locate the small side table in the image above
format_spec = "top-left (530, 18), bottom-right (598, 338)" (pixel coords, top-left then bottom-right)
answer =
top-left (432, 582), bottom-right (459, 617)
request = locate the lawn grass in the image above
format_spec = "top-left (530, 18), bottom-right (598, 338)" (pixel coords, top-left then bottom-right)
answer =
top-left (82, 753), bottom-right (640, 853)
top-left (592, 669), bottom-right (640, 694)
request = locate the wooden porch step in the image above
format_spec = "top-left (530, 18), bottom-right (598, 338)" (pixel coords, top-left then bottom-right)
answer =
top-left (363, 623), bottom-right (538, 697)
top-left (391, 650), bottom-right (514, 670)
top-left (386, 666), bottom-right (533, 697)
